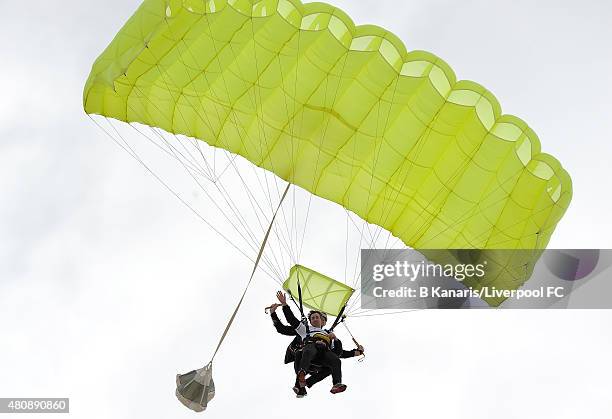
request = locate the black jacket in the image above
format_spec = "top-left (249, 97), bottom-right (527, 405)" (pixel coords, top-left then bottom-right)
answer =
top-left (271, 305), bottom-right (357, 364)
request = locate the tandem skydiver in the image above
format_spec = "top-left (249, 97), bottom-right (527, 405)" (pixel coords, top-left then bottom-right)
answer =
top-left (268, 291), bottom-right (364, 397)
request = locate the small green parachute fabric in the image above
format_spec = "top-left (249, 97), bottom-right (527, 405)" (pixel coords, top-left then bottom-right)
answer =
top-left (83, 0), bottom-right (572, 305)
top-left (282, 265), bottom-right (354, 316)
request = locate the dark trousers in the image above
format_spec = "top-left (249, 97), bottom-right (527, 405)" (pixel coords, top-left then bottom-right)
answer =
top-left (293, 351), bottom-right (332, 387)
top-left (298, 342), bottom-right (342, 385)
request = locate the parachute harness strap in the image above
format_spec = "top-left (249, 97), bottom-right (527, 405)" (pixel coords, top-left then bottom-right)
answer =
top-left (327, 305), bottom-right (347, 333)
top-left (210, 183), bottom-right (291, 362)
top-left (296, 270), bottom-right (310, 336)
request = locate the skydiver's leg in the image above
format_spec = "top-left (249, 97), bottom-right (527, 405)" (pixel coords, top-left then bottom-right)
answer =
top-left (305, 367), bottom-right (331, 388)
top-left (293, 351), bottom-right (302, 387)
top-left (320, 350), bottom-right (342, 385)
top-left (290, 350), bottom-right (308, 397)
top-left (297, 343), bottom-right (318, 387)
top-left (298, 343), bottom-right (317, 373)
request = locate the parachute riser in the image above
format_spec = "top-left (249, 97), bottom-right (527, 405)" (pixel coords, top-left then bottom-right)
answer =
top-left (341, 319), bottom-right (365, 362)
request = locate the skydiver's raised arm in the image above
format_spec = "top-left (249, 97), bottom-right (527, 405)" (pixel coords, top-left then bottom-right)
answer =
top-left (269, 303), bottom-right (296, 336)
top-left (277, 291), bottom-right (301, 328)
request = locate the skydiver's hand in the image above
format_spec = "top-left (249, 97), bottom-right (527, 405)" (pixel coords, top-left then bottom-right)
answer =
top-left (355, 344), bottom-right (364, 356)
top-left (328, 332), bottom-right (336, 340)
top-left (276, 291), bottom-right (287, 305)
top-left (269, 303), bottom-right (281, 313)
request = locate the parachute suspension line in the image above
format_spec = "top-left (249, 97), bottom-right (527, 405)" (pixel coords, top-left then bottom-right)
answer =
top-left (344, 242), bottom-right (414, 316)
top-left (341, 320), bottom-right (358, 345)
top-left (148, 128), bottom-right (290, 286)
top-left (88, 115), bottom-right (280, 283)
top-left (128, 124), bottom-right (214, 182)
top-left (124, 102), bottom-right (284, 282)
top-left (215, 163), bottom-right (290, 279)
top-left (156, 127), bottom-right (216, 182)
top-left (345, 210), bottom-right (370, 293)
top-left (222, 16), bottom-right (298, 268)
top-left (154, 129), bottom-right (265, 258)
top-left (160, 130), bottom-right (287, 284)
top-left (210, 182), bottom-right (291, 362)
top-left (341, 221), bottom-right (391, 316)
top-left (346, 251), bottom-right (437, 316)
top-left (223, 17), bottom-right (296, 267)
top-left (158, 18), bottom-right (297, 273)
top-left (133, 118), bottom-right (217, 186)
top-left (344, 213), bottom-right (350, 284)
top-left (209, 150), bottom-right (239, 183)
top-left (291, 177), bottom-right (298, 266)
top-left (337, 212), bottom-right (371, 317)
top-left (128, 37), bottom-right (293, 283)
top-left (215, 152), bottom-right (295, 279)
top-left (131, 73), bottom-right (262, 249)
top-left (340, 319), bottom-right (365, 362)
top-left (128, 128), bottom-right (283, 286)
top-left (186, 134), bottom-right (217, 180)
top-left (222, 155), bottom-right (298, 274)
top-left (204, 143), bottom-right (295, 274)
top-left (253, 165), bottom-right (296, 269)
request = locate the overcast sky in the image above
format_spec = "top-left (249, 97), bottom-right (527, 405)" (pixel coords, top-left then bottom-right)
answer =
top-left (1, 1), bottom-right (612, 418)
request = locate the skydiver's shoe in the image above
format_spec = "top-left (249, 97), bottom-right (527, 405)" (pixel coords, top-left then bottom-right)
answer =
top-left (293, 386), bottom-right (307, 398)
top-left (297, 370), bottom-right (307, 388)
top-left (330, 383), bottom-right (347, 394)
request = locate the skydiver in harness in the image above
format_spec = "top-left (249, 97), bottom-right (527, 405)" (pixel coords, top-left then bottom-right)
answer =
top-left (296, 309), bottom-right (346, 394)
top-left (268, 301), bottom-right (333, 396)
top-left (268, 291), bottom-right (364, 397)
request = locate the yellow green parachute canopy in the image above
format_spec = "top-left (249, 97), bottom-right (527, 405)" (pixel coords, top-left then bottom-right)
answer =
top-left (283, 265), bottom-right (354, 316)
top-left (83, 0), bottom-right (572, 304)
